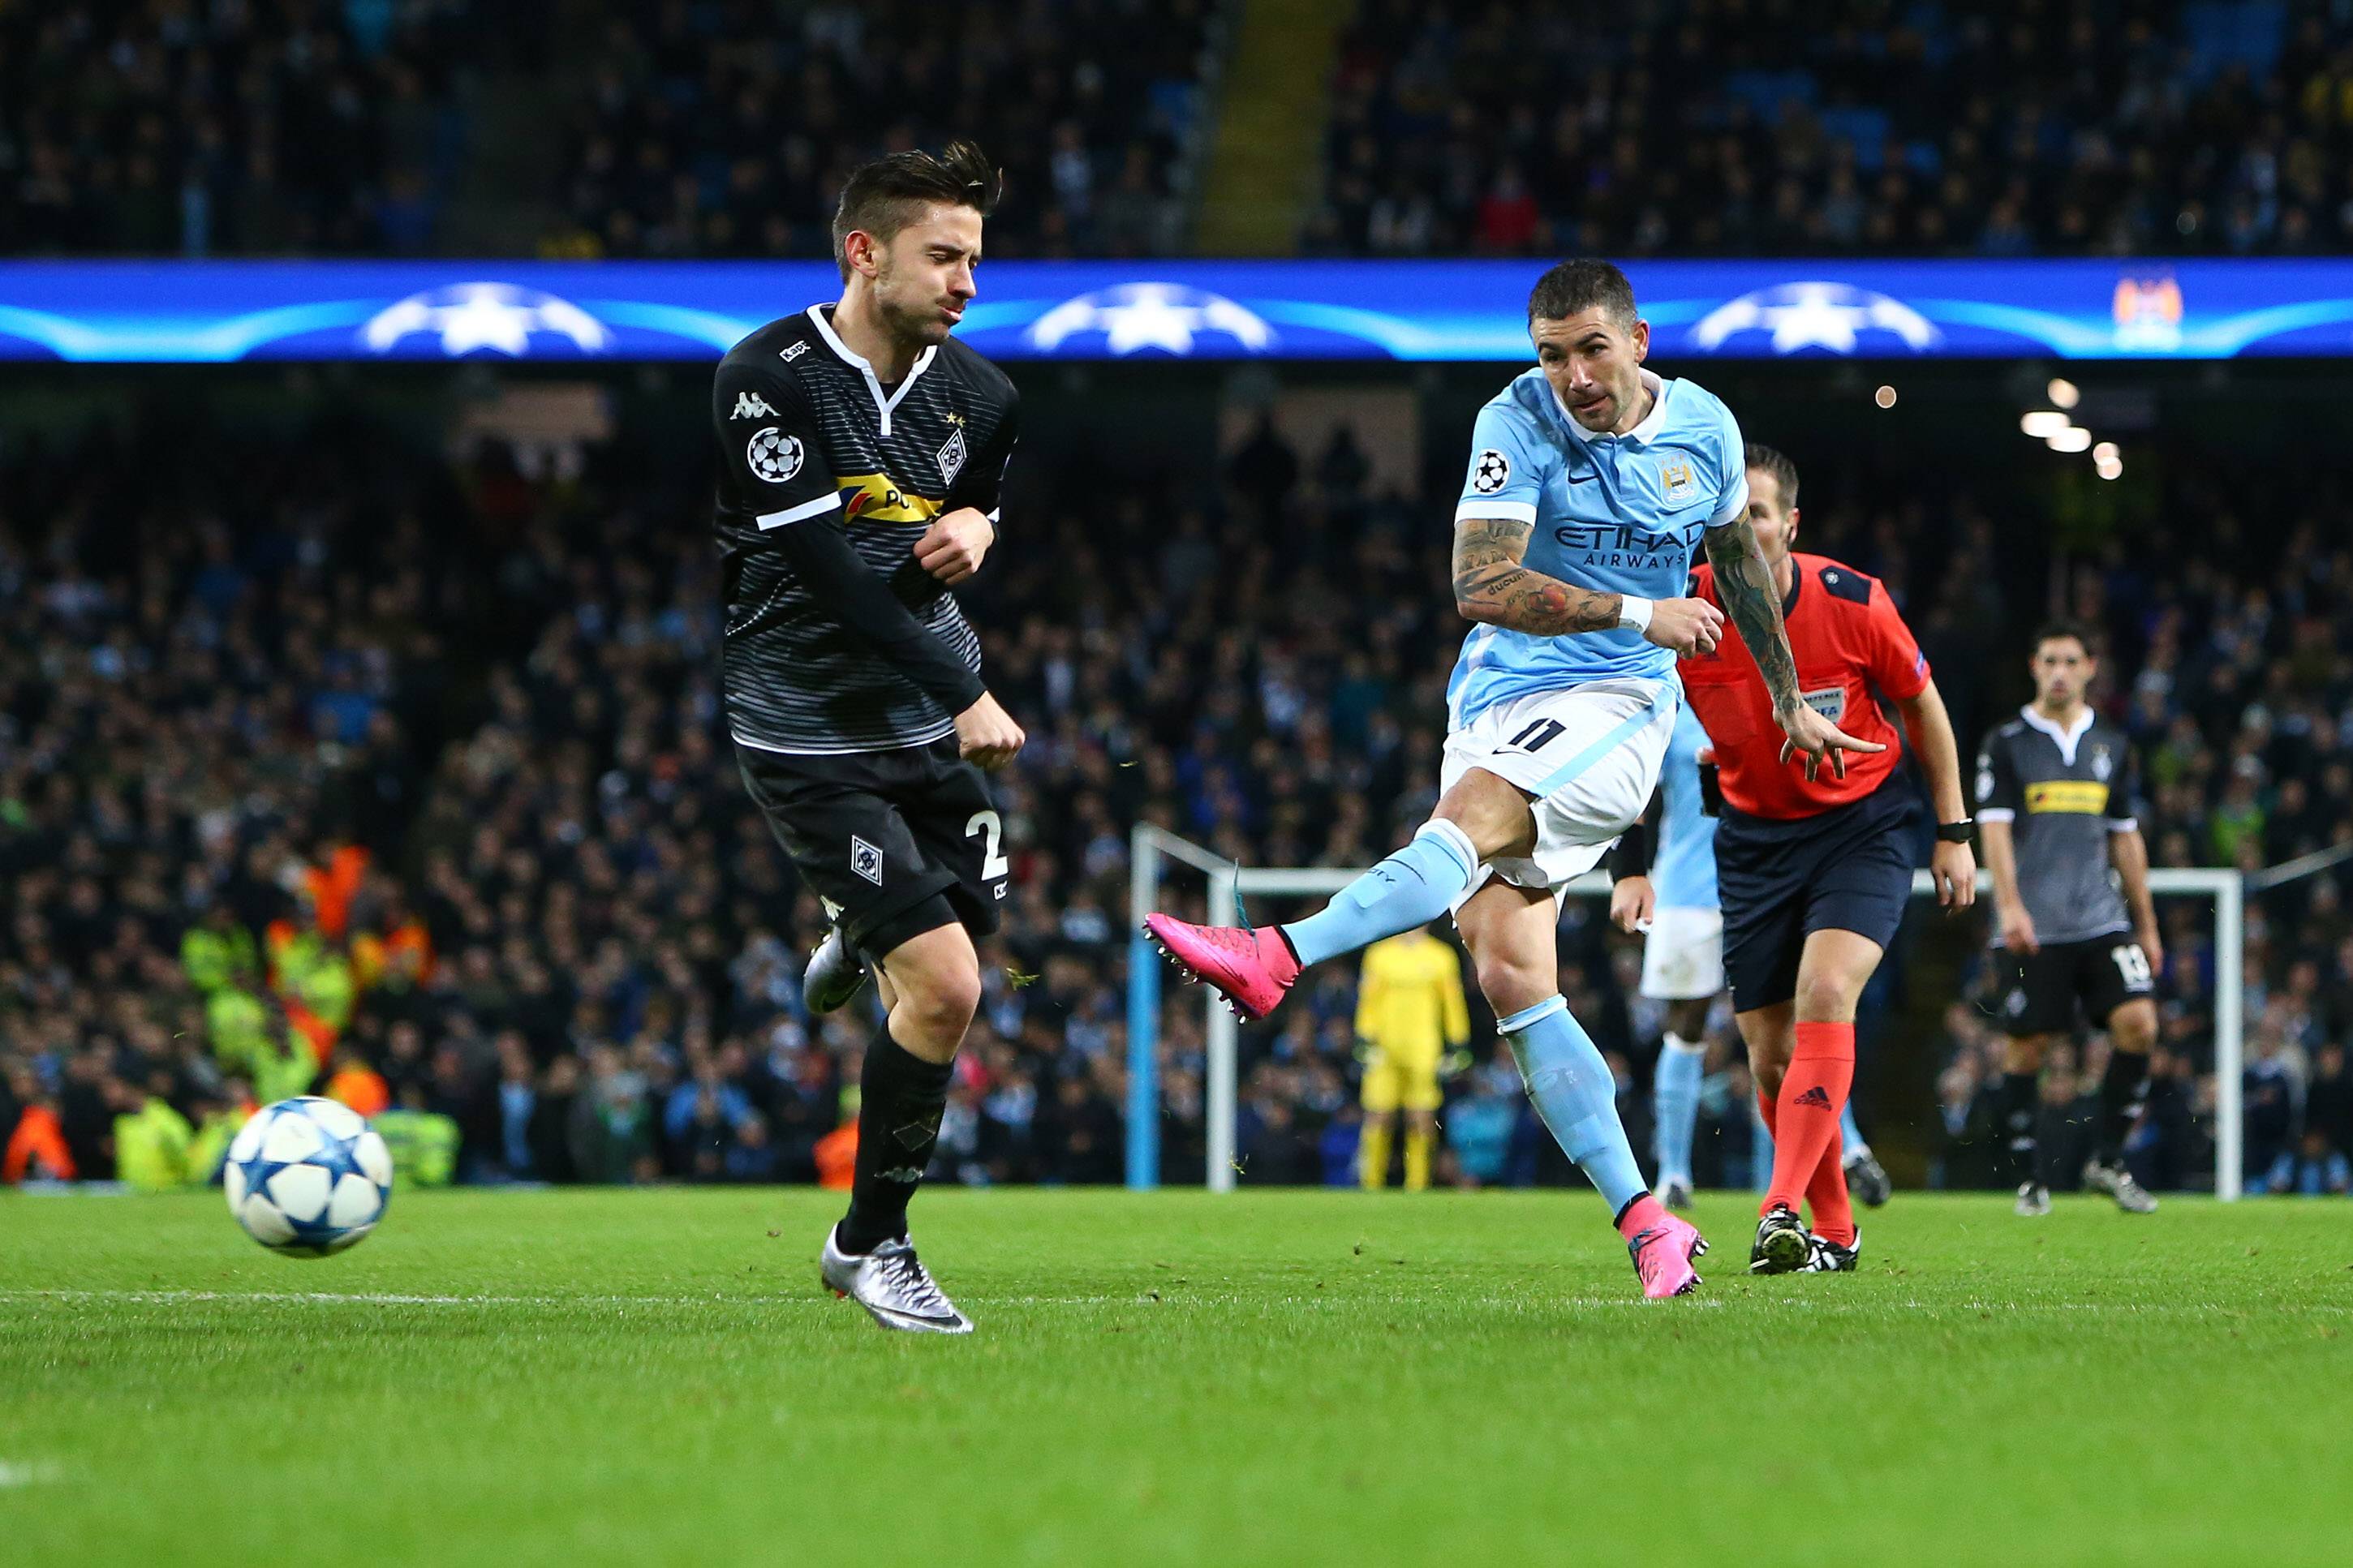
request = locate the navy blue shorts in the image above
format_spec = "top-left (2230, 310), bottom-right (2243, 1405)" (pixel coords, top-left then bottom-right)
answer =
top-left (1714, 779), bottom-right (1918, 1014)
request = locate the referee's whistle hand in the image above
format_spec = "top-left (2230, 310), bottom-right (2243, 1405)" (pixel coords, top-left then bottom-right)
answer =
top-left (914, 508), bottom-right (996, 585)
top-left (1645, 597), bottom-right (1724, 656)
top-left (954, 691), bottom-right (1025, 771)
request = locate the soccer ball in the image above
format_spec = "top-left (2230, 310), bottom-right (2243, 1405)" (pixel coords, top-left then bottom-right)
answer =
top-left (224, 1097), bottom-right (394, 1257)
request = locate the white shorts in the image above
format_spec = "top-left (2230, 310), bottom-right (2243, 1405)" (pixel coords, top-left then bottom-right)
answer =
top-left (1440, 678), bottom-right (1676, 912)
top-left (1640, 905), bottom-right (1727, 1000)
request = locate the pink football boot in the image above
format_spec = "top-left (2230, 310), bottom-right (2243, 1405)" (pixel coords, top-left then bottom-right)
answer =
top-left (1142, 914), bottom-right (1301, 1020)
top-left (1624, 1209), bottom-right (1709, 1300)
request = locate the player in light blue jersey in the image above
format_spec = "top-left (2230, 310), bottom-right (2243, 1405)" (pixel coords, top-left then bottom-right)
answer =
top-left (1150, 260), bottom-right (1866, 1300)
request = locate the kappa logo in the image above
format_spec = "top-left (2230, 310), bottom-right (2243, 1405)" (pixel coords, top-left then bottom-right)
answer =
top-left (779, 341), bottom-right (811, 362)
top-left (1793, 1086), bottom-right (1833, 1109)
top-left (877, 1166), bottom-right (927, 1184)
top-left (851, 835), bottom-right (884, 886)
top-left (936, 423), bottom-right (967, 486)
top-left (731, 391), bottom-right (776, 419)
top-left (1471, 449), bottom-right (1511, 494)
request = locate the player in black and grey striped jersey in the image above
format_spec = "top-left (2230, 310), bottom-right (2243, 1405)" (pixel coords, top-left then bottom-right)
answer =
top-left (711, 143), bottom-right (1023, 1334)
top-left (1975, 619), bottom-right (2163, 1218)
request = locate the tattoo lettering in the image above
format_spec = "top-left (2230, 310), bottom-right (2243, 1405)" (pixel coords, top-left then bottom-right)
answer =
top-left (1452, 516), bottom-right (1620, 635)
top-left (1704, 518), bottom-right (1802, 714)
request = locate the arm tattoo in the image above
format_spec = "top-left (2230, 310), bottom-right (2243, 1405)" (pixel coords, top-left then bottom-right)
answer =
top-left (1704, 518), bottom-right (1802, 714)
top-left (1452, 517), bottom-right (1620, 635)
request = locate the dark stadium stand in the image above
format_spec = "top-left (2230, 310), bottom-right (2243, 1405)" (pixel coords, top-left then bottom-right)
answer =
top-left (1307, 0), bottom-right (2353, 259)
top-left (0, 0), bottom-right (1223, 259)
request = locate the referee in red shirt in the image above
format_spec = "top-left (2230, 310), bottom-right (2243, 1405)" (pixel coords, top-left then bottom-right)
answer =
top-left (1681, 445), bottom-right (1977, 1274)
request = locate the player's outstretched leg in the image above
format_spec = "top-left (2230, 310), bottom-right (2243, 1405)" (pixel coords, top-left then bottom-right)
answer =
top-left (1146, 818), bottom-right (1481, 1020)
top-left (821, 921), bottom-right (978, 1334)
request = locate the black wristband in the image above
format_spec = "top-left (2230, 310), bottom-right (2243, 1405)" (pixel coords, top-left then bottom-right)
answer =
top-left (1937, 818), bottom-right (1977, 844)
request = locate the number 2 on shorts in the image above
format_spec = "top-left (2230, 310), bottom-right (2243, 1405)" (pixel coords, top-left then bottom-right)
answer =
top-left (966, 810), bottom-right (1010, 880)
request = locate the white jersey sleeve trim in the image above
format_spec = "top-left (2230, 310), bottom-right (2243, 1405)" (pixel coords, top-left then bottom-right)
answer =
top-left (1977, 807), bottom-right (2017, 823)
top-left (756, 492), bottom-right (843, 529)
top-left (1453, 499), bottom-right (1538, 525)
top-left (1708, 470), bottom-right (1750, 526)
top-left (2106, 816), bottom-right (2139, 833)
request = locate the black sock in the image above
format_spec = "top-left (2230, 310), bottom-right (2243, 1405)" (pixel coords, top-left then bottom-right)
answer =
top-left (839, 1027), bottom-right (954, 1254)
top-left (2093, 1049), bottom-right (2151, 1167)
top-left (1996, 1072), bottom-right (2041, 1188)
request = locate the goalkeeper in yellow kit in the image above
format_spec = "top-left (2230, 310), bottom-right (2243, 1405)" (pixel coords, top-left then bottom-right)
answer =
top-left (1355, 926), bottom-right (1471, 1189)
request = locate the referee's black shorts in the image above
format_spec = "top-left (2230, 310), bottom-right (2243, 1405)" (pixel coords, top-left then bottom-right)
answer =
top-left (1715, 778), bottom-right (1918, 1014)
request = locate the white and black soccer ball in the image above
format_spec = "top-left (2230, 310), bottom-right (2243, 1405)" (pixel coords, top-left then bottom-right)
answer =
top-left (224, 1097), bottom-right (394, 1257)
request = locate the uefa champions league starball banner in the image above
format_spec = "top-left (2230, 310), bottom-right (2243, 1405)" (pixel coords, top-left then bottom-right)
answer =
top-left (2, 258), bottom-right (2351, 363)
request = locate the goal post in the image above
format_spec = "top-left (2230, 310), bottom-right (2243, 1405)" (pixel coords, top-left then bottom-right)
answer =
top-left (1128, 825), bottom-right (2249, 1199)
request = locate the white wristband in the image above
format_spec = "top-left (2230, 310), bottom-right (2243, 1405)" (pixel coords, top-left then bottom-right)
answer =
top-left (1617, 595), bottom-right (1654, 633)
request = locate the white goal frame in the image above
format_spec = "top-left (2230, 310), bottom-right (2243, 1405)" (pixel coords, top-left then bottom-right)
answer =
top-left (1129, 824), bottom-right (2248, 1199)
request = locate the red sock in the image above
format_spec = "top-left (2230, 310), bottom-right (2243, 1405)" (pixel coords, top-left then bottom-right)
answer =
top-left (1806, 1122), bottom-right (1856, 1247)
top-left (1762, 1021), bottom-right (1855, 1219)
top-left (1754, 1089), bottom-right (1778, 1140)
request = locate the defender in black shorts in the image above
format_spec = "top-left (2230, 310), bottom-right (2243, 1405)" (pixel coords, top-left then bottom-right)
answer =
top-left (715, 144), bottom-right (1025, 1334)
top-left (1976, 620), bottom-right (2163, 1216)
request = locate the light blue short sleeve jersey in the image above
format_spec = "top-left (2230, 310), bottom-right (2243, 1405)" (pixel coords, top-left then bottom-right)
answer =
top-left (1651, 699), bottom-right (1720, 910)
top-left (1448, 367), bottom-right (1748, 729)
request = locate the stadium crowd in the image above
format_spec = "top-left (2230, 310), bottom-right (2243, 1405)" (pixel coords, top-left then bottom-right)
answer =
top-left (0, 0), bottom-right (1218, 260)
top-left (2, 399), bottom-right (2349, 1196)
top-left (542, 0), bottom-right (1221, 260)
top-left (1310, 0), bottom-right (2353, 259)
top-left (0, 0), bottom-right (509, 256)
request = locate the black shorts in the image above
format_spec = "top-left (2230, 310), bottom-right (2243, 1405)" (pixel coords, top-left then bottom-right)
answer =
top-left (1715, 778), bottom-right (1917, 1014)
top-left (1995, 935), bottom-right (2156, 1036)
top-left (735, 737), bottom-right (1007, 958)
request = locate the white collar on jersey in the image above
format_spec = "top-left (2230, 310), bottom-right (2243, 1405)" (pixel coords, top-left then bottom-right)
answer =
top-left (2019, 702), bottom-right (2096, 765)
top-left (806, 304), bottom-right (937, 437)
top-left (1557, 367), bottom-right (1671, 447)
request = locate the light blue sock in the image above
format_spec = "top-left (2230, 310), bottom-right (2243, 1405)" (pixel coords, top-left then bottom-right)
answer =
top-left (1653, 1033), bottom-right (1706, 1185)
top-left (1501, 996), bottom-right (1647, 1218)
top-left (1280, 820), bottom-right (1478, 969)
top-left (1840, 1100), bottom-right (1868, 1158)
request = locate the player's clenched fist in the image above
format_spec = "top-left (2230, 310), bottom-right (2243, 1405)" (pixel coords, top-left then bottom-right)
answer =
top-left (914, 507), bottom-right (996, 585)
top-left (1643, 596), bottom-right (1726, 656)
top-left (954, 690), bottom-right (1025, 770)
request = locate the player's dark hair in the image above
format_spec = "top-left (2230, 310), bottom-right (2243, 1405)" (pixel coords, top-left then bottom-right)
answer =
top-left (1527, 258), bottom-right (1637, 329)
top-left (832, 141), bottom-right (1002, 281)
top-left (2033, 617), bottom-right (2100, 659)
top-left (1744, 443), bottom-right (1800, 509)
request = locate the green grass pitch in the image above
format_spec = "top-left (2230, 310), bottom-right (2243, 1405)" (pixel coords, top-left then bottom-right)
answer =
top-left (4, 1188), bottom-right (2348, 1566)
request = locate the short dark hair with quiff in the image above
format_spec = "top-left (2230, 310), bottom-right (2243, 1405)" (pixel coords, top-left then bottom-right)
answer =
top-left (832, 141), bottom-right (1001, 281)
